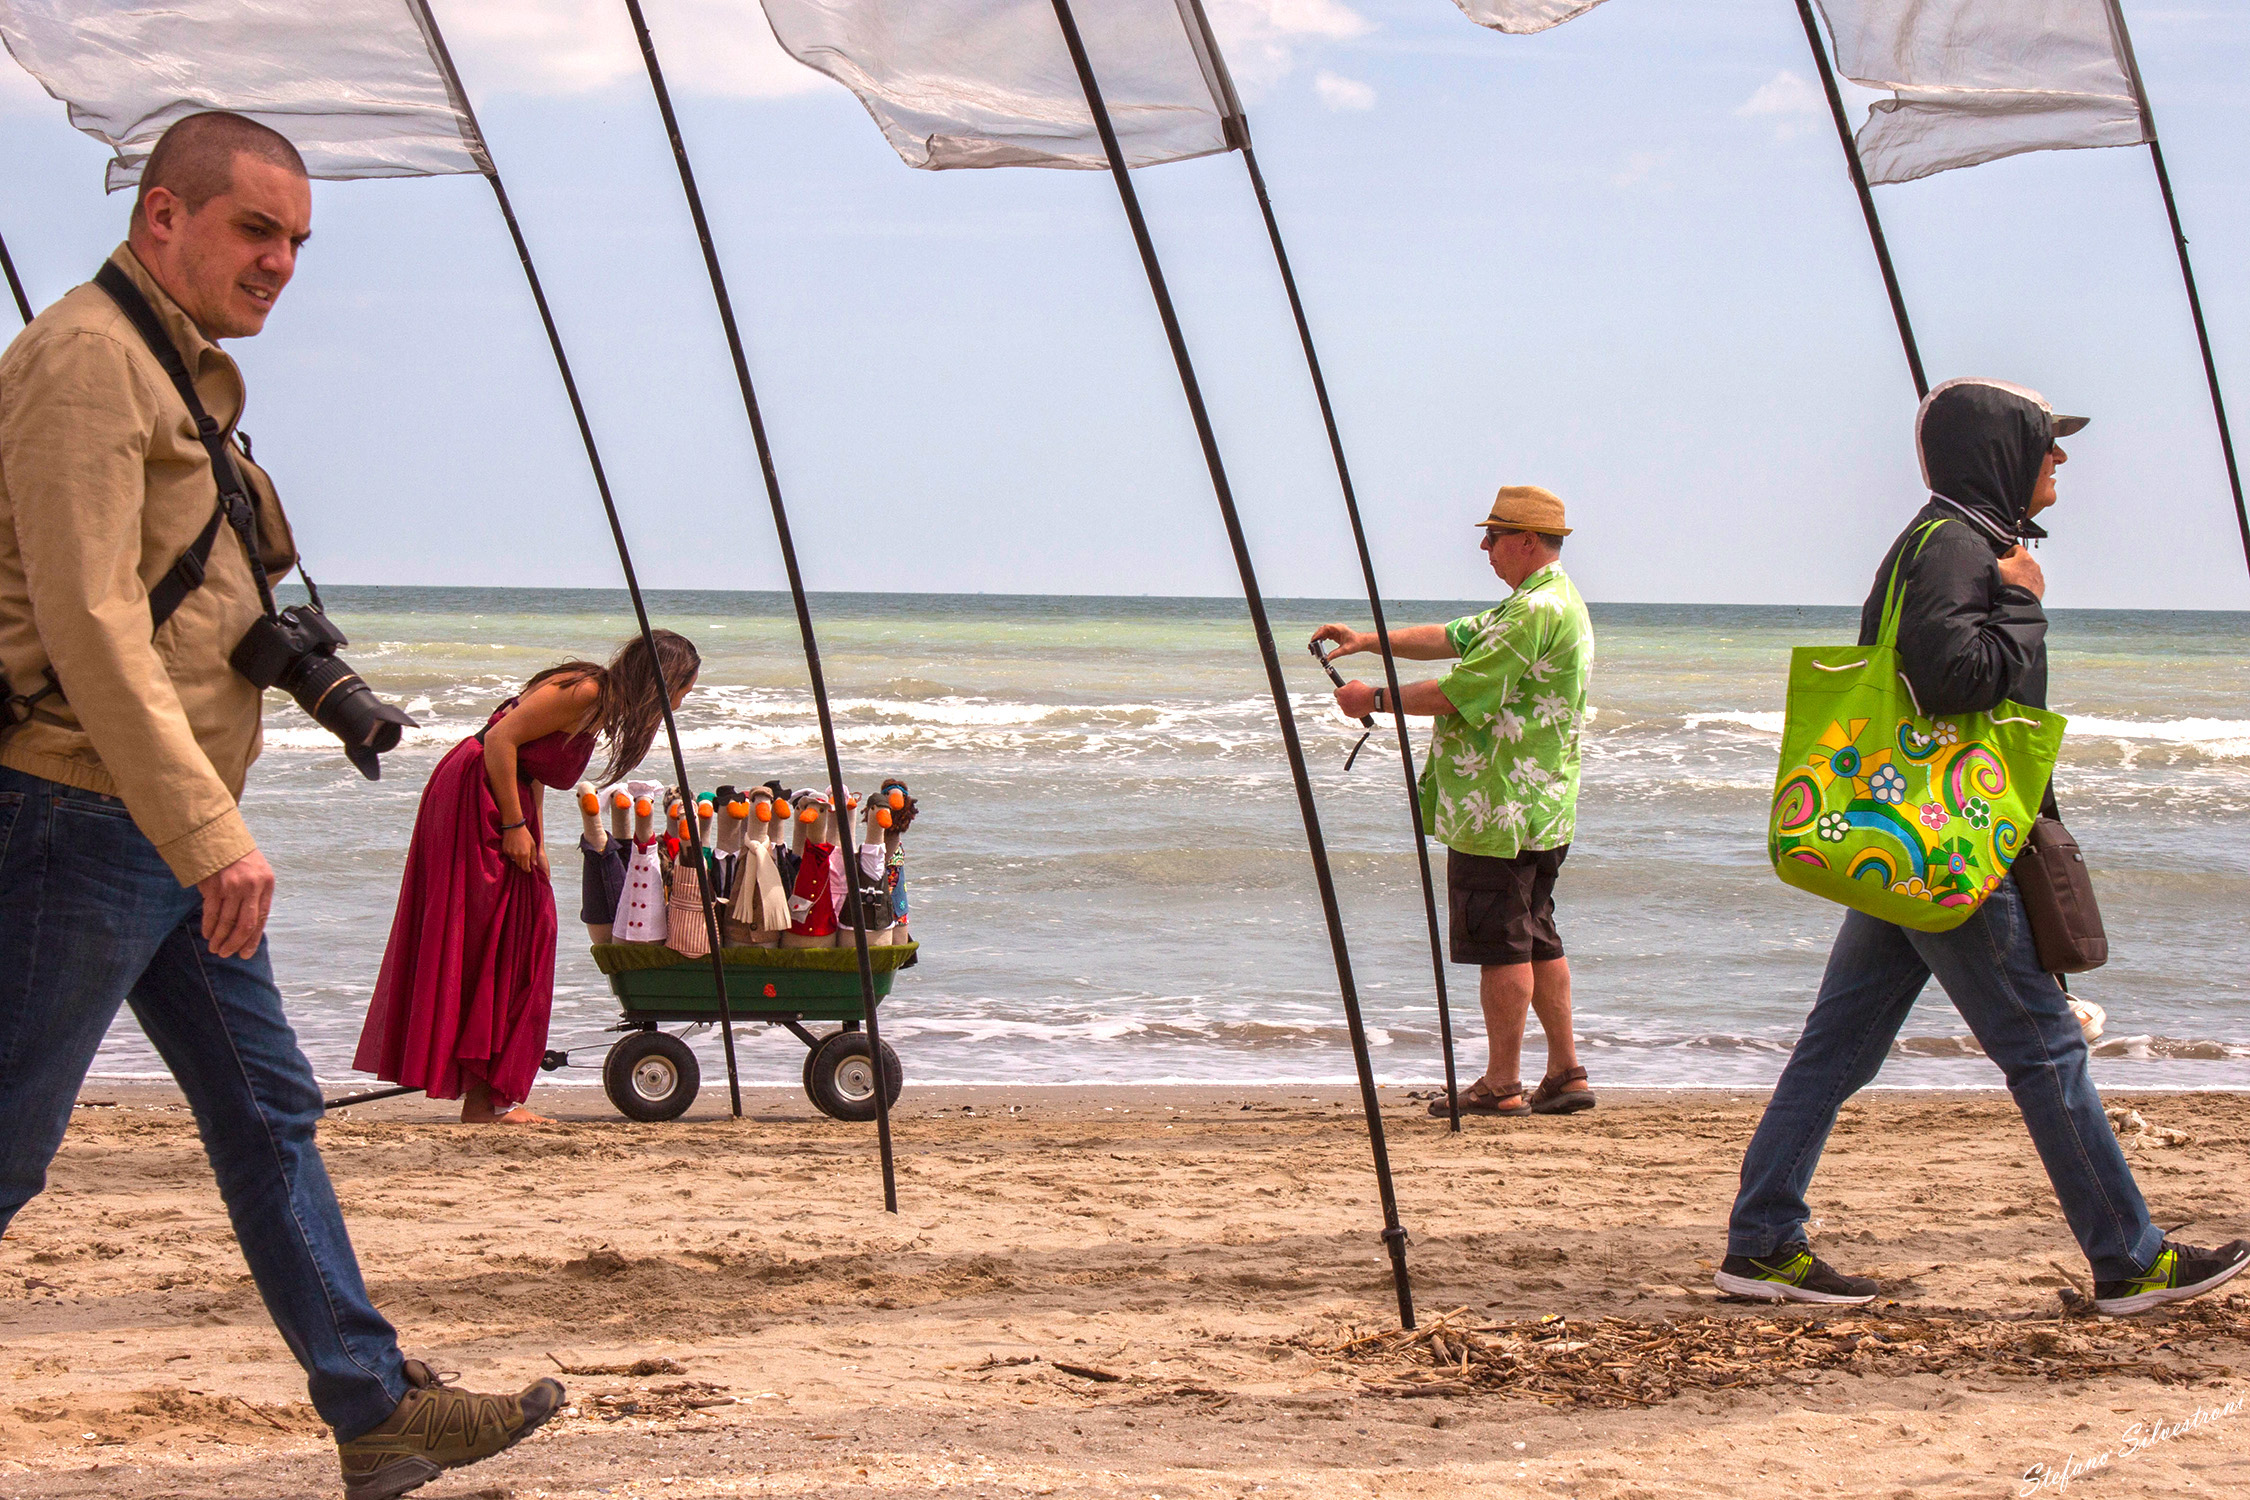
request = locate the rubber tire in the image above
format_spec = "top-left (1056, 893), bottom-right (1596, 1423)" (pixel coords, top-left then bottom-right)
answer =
top-left (805, 1031), bottom-right (902, 1122)
top-left (603, 1031), bottom-right (700, 1123)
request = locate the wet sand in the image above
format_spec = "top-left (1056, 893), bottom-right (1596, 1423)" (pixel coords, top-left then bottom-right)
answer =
top-left (3, 1083), bottom-right (2246, 1498)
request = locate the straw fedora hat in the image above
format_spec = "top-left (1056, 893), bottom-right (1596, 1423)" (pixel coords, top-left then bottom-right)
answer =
top-left (1477, 485), bottom-right (1571, 537)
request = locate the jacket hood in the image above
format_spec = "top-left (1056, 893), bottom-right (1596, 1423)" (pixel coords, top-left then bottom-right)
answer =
top-left (1914, 378), bottom-right (2059, 543)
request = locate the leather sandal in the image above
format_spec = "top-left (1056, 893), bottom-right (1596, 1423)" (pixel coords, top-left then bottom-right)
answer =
top-left (1431, 1078), bottom-right (1531, 1117)
top-left (1530, 1066), bottom-right (1596, 1115)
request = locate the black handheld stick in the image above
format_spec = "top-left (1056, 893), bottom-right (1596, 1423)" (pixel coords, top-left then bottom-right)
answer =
top-left (1308, 638), bottom-right (1374, 772)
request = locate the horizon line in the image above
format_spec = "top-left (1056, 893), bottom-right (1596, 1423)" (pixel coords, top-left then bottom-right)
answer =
top-left (276, 582), bottom-right (2250, 616)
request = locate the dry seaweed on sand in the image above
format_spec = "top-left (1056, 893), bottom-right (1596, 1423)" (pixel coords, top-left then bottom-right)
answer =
top-left (547, 1352), bottom-right (687, 1377)
top-left (1306, 1295), bottom-right (2250, 1408)
top-left (557, 1380), bottom-right (742, 1425)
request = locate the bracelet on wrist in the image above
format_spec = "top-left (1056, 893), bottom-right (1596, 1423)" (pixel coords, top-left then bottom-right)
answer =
top-left (498, 818), bottom-right (527, 832)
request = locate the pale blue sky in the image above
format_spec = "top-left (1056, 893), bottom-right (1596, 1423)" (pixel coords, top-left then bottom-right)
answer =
top-left (3, 0), bottom-right (2246, 608)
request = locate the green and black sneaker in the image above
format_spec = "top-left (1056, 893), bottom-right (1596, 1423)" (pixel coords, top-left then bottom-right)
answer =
top-left (1714, 1244), bottom-right (1879, 1305)
top-left (2093, 1239), bottom-right (2250, 1316)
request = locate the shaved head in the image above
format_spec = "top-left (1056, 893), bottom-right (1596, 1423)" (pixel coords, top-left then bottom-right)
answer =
top-left (126, 111), bottom-right (312, 339)
top-left (133, 112), bottom-right (307, 229)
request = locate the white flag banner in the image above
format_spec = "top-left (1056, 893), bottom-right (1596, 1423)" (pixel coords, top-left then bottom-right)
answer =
top-left (758, 0), bottom-right (1242, 170)
top-left (0, 0), bottom-right (489, 192)
top-left (1451, 0), bottom-right (1615, 35)
top-left (1815, 0), bottom-right (2150, 185)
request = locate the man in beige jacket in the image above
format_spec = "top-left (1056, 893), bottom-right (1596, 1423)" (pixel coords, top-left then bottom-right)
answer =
top-left (0, 113), bottom-right (558, 1500)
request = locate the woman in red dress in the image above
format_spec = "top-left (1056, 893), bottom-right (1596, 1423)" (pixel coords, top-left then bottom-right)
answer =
top-left (355, 630), bottom-right (701, 1123)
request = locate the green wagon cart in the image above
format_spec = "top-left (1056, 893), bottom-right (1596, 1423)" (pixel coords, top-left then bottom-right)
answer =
top-left (589, 942), bottom-right (915, 1123)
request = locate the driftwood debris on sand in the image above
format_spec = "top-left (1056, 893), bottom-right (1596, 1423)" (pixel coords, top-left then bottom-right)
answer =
top-left (1312, 1295), bottom-right (2250, 1408)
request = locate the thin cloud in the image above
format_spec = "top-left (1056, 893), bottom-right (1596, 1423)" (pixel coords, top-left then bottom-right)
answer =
top-left (1314, 70), bottom-right (1377, 111)
top-left (439, 0), bottom-right (825, 100)
top-left (1205, 0), bottom-right (1374, 93)
top-left (0, 1), bottom-right (1375, 112)
top-left (1217, 0), bottom-right (1372, 42)
top-left (449, 0), bottom-right (1382, 104)
top-left (1734, 68), bottom-right (1826, 141)
top-left (1611, 148), bottom-right (1673, 189)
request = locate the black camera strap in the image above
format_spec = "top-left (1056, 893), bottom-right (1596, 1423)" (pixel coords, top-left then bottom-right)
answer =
top-left (93, 261), bottom-right (279, 629)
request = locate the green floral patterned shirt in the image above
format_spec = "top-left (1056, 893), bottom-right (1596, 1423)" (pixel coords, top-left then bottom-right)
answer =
top-left (1417, 563), bottom-right (1593, 858)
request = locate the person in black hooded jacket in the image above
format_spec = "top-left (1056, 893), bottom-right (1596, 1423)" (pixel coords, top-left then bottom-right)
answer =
top-left (1861, 378), bottom-right (2060, 719)
top-left (1716, 380), bottom-right (2249, 1316)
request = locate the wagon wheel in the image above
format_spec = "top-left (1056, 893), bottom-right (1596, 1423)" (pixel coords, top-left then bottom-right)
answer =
top-left (805, 1031), bottom-right (902, 1123)
top-left (603, 1031), bottom-right (700, 1123)
top-left (800, 1023), bottom-right (858, 1097)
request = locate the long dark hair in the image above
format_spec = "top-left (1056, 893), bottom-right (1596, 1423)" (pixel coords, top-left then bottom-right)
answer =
top-left (524, 629), bottom-right (701, 788)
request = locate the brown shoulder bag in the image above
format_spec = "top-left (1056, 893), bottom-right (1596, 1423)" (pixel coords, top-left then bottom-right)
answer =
top-left (2012, 816), bottom-right (2108, 974)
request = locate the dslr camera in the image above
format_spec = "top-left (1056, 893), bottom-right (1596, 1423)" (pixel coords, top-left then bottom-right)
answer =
top-left (231, 603), bottom-right (416, 780)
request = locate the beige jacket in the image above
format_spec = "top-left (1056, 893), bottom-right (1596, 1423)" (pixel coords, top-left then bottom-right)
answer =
top-left (0, 245), bottom-right (295, 886)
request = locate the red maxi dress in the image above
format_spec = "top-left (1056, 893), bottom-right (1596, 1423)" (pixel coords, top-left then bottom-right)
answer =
top-left (355, 700), bottom-right (594, 1106)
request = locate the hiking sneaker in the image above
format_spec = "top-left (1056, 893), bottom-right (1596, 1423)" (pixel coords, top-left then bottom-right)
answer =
top-left (1714, 1245), bottom-right (1879, 1305)
top-left (2093, 1239), bottom-right (2250, 1316)
top-left (338, 1359), bottom-right (565, 1500)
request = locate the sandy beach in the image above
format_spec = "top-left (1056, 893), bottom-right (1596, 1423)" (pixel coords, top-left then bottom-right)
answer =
top-left (4, 1083), bottom-right (2246, 1499)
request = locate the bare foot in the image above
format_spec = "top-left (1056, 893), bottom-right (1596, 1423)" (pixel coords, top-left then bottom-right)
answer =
top-left (459, 1081), bottom-right (549, 1124)
top-left (460, 1101), bottom-right (552, 1124)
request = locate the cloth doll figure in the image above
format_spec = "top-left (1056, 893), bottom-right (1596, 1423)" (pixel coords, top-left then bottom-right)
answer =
top-left (828, 793), bottom-right (855, 928)
top-left (782, 790), bottom-right (839, 948)
top-left (727, 787), bottom-right (789, 946)
top-left (666, 859), bottom-right (713, 959)
top-left (881, 779), bottom-right (915, 941)
top-left (716, 787), bottom-right (755, 944)
top-left (712, 787), bottom-right (747, 941)
top-left (659, 791), bottom-right (720, 959)
top-left (662, 794), bottom-right (689, 868)
top-left (615, 780), bottom-right (669, 943)
top-left (774, 789), bottom-right (801, 897)
top-left (848, 795), bottom-right (895, 946)
top-left (576, 780), bottom-right (627, 944)
top-left (713, 784), bottom-right (743, 873)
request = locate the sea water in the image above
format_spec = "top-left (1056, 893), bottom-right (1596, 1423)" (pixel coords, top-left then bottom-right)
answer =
top-left (87, 589), bottom-right (2250, 1094)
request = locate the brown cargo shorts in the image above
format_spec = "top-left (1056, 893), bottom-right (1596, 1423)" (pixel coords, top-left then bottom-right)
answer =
top-left (1446, 844), bottom-right (1568, 967)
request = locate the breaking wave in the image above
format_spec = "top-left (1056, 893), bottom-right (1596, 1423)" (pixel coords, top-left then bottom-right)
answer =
top-left (135, 596), bottom-right (2248, 1097)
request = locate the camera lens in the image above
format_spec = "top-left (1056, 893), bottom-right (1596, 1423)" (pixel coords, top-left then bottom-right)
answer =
top-left (281, 652), bottom-right (417, 780)
top-left (232, 606), bottom-right (417, 779)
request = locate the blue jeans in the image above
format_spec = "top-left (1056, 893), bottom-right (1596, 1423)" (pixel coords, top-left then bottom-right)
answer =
top-left (1730, 879), bottom-right (2161, 1280)
top-left (0, 767), bottom-right (406, 1438)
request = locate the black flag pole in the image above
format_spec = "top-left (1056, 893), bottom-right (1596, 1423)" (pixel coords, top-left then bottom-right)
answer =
top-left (411, 5), bottom-right (746, 1115)
top-left (2104, 2), bottom-right (2250, 578)
top-left (1174, 0), bottom-right (1457, 1133)
top-left (2141, 137), bottom-right (2250, 576)
top-left (1048, 0), bottom-right (1416, 1328)
top-left (1233, 135), bottom-right (1462, 1131)
top-left (1, 229), bottom-right (31, 324)
top-left (1794, 0), bottom-right (1928, 401)
top-left (621, 0), bottom-right (898, 1209)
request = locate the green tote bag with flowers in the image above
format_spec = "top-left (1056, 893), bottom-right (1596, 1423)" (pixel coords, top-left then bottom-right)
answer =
top-left (1768, 520), bottom-right (2066, 932)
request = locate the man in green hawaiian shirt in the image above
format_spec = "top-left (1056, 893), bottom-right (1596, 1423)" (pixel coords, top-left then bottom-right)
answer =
top-left (1313, 485), bottom-right (1596, 1119)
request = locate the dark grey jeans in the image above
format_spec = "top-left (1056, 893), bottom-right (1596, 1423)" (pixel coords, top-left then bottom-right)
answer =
top-left (1728, 878), bottom-right (2161, 1280)
top-left (0, 766), bottom-right (406, 1437)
